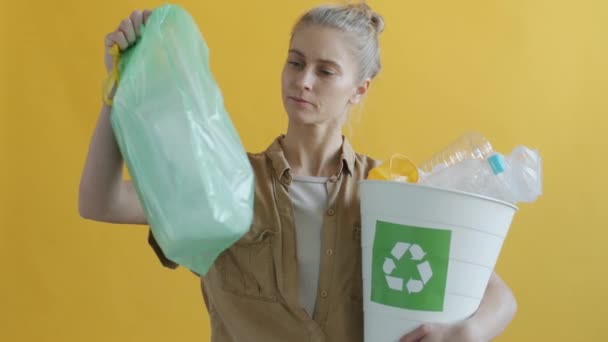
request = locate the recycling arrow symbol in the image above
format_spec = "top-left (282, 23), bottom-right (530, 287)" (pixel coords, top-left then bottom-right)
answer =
top-left (383, 242), bottom-right (433, 294)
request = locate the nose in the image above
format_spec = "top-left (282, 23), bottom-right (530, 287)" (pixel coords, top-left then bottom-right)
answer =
top-left (296, 68), bottom-right (314, 91)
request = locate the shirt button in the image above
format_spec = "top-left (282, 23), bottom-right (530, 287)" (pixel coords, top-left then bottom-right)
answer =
top-left (327, 208), bottom-right (335, 216)
top-left (326, 249), bottom-right (334, 256)
top-left (320, 291), bottom-right (328, 298)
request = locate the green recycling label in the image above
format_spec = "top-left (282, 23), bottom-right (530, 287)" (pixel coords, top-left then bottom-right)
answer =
top-left (371, 221), bottom-right (452, 311)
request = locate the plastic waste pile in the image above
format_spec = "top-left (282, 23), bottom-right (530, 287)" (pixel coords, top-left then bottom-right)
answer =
top-left (368, 132), bottom-right (542, 205)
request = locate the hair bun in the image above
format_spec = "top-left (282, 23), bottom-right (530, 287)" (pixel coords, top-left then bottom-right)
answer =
top-left (369, 12), bottom-right (384, 35)
top-left (352, 2), bottom-right (385, 35)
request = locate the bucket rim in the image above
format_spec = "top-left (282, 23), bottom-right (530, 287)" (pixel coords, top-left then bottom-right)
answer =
top-left (359, 180), bottom-right (519, 211)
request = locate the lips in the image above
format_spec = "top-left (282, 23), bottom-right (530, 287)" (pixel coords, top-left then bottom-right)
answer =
top-left (289, 96), bottom-right (313, 105)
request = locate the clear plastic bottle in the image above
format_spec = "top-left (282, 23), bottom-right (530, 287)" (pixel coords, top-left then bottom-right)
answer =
top-left (418, 131), bottom-right (495, 176)
top-left (420, 153), bottom-right (517, 203)
top-left (504, 146), bottom-right (542, 203)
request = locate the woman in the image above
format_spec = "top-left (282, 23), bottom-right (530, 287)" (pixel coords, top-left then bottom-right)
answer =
top-left (79, 3), bottom-right (517, 341)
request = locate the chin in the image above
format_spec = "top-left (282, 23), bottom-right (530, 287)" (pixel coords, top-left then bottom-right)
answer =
top-left (287, 110), bottom-right (313, 125)
top-left (289, 111), bottom-right (327, 127)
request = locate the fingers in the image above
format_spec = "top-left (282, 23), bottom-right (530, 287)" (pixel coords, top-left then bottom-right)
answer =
top-left (105, 31), bottom-right (128, 51)
top-left (104, 32), bottom-right (114, 49)
top-left (400, 324), bottom-right (432, 342)
top-left (118, 18), bottom-right (136, 46)
top-left (105, 9), bottom-right (152, 52)
top-left (130, 10), bottom-right (144, 37)
top-left (143, 9), bottom-right (152, 25)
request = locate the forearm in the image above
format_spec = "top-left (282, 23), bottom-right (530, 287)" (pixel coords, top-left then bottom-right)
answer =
top-left (467, 272), bottom-right (517, 341)
top-left (78, 103), bottom-right (125, 219)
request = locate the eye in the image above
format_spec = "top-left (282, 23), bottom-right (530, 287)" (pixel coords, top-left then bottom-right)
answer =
top-left (288, 60), bottom-right (303, 68)
top-left (319, 69), bottom-right (336, 76)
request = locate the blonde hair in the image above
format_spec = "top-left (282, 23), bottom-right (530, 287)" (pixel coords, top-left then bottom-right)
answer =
top-left (293, 2), bottom-right (384, 82)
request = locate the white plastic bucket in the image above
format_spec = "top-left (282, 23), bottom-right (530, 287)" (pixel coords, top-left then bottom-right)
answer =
top-left (359, 180), bottom-right (517, 341)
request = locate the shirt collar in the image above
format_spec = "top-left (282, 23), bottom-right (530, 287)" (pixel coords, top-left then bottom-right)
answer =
top-left (264, 135), bottom-right (356, 185)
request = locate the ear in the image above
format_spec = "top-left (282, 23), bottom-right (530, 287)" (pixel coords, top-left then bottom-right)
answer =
top-left (349, 79), bottom-right (371, 104)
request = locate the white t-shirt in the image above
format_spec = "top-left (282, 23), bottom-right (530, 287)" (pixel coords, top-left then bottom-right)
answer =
top-left (289, 174), bottom-right (329, 317)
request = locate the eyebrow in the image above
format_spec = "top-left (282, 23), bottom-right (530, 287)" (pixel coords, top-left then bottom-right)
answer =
top-left (288, 49), bottom-right (342, 70)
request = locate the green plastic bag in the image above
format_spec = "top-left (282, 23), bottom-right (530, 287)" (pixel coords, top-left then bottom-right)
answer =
top-left (110, 4), bottom-right (254, 276)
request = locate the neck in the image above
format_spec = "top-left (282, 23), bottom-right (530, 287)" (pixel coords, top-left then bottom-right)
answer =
top-left (282, 121), bottom-right (344, 177)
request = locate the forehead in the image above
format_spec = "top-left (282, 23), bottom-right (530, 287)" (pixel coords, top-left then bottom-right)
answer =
top-left (289, 24), bottom-right (354, 65)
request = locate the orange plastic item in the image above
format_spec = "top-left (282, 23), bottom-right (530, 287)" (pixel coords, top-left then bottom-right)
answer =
top-left (368, 154), bottom-right (420, 183)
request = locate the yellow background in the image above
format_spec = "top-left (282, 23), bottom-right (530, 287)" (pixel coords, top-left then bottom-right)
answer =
top-left (1, 0), bottom-right (606, 341)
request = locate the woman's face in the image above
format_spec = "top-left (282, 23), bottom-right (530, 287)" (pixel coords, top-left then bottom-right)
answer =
top-left (281, 24), bottom-right (367, 128)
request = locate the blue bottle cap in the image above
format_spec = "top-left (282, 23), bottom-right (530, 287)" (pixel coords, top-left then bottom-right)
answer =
top-left (488, 154), bottom-right (506, 174)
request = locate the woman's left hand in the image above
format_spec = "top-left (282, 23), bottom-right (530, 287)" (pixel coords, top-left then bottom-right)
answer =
top-left (399, 322), bottom-right (482, 342)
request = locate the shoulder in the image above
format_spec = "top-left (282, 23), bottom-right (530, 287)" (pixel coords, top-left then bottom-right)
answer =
top-left (353, 152), bottom-right (381, 179)
top-left (355, 152), bottom-right (381, 168)
top-left (247, 151), bottom-right (266, 163)
top-left (246, 151), bottom-right (270, 168)
top-left (246, 151), bottom-right (274, 180)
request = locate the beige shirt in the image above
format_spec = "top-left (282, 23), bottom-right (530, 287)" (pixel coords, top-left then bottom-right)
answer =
top-left (148, 135), bottom-right (380, 342)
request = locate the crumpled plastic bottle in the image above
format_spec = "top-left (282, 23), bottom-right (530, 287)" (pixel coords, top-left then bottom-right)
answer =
top-left (420, 146), bottom-right (542, 204)
top-left (418, 131), bottom-right (495, 176)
